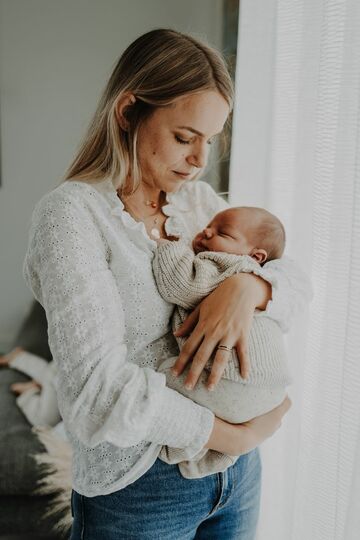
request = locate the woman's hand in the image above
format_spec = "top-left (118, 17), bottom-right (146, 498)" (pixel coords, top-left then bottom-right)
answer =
top-left (205, 396), bottom-right (291, 455)
top-left (172, 273), bottom-right (271, 389)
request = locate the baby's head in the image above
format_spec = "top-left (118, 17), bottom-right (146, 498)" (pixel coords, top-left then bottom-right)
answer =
top-left (192, 207), bottom-right (285, 264)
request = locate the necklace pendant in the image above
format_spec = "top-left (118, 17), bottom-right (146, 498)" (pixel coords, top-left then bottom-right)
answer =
top-left (145, 200), bottom-right (157, 209)
top-left (150, 228), bottom-right (160, 240)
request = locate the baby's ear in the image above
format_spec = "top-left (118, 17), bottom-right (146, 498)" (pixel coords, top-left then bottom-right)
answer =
top-left (250, 248), bottom-right (268, 264)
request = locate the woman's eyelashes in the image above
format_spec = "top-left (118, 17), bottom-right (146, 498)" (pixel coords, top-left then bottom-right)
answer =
top-left (175, 135), bottom-right (191, 145)
top-left (174, 134), bottom-right (215, 145)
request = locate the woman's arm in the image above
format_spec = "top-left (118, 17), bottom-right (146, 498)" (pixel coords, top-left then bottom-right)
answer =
top-left (205, 396), bottom-right (291, 455)
top-left (24, 187), bottom-right (214, 452)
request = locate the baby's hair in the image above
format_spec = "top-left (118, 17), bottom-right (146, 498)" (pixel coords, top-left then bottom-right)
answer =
top-left (236, 207), bottom-right (286, 262)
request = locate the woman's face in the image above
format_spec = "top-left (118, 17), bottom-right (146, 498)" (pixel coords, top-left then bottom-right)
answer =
top-left (136, 90), bottom-right (230, 193)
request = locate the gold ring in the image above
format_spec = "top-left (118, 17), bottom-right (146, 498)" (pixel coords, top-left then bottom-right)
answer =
top-left (217, 345), bottom-right (232, 352)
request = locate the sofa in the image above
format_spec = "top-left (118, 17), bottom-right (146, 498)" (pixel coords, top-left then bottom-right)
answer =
top-left (0, 302), bottom-right (71, 539)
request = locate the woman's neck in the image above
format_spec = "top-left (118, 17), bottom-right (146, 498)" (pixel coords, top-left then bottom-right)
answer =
top-left (120, 183), bottom-right (165, 209)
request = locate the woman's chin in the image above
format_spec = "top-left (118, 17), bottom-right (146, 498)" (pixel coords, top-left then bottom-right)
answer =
top-left (164, 179), bottom-right (187, 193)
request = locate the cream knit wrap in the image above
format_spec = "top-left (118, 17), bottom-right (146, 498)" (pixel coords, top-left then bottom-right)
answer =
top-left (153, 240), bottom-right (291, 478)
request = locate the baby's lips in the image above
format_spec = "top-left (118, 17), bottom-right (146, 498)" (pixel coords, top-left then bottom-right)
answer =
top-left (192, 234), bottom-right (206, 253)
top-left (195, 242), bottom-right (208, 254)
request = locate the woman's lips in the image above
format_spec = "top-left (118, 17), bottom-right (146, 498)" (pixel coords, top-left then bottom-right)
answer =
top-left (173, 171), bottom-right (191, 179)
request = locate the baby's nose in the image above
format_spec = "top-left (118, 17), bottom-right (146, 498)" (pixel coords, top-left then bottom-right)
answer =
top-left (203, 228), bottom-right (213, 239)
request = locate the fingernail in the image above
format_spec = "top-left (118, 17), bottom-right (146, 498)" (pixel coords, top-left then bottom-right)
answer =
top-left (171, 368), bottom-right (178, 377)
top-left (208, 384), bottom-right (215, 391)
top-left (185, 383), bottom-right (193, 390)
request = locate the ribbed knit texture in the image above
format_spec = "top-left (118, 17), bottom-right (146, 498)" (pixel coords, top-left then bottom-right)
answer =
top-left (153, 241), bottom-right (291, 387)
top-left (154, 241), bottom-right (291, 478)
top-left (154, 240), bottom-right (262, 310)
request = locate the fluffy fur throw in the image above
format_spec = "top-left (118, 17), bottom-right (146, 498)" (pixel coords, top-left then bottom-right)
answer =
top-left (32, 427), bottom-right (72, 537)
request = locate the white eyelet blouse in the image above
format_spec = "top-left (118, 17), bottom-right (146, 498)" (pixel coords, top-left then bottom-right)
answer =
top-left (23, 178), bottom-right (312, 496)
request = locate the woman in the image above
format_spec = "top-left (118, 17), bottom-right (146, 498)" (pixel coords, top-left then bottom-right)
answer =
top-left (24, 29), bottom-right (309, 539)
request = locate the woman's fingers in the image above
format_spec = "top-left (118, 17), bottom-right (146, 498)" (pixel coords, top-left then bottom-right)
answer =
top-left (173, 275), bottom-right (259, 387)
top-left (206, 349), bottom-right (234, 390)
top-left (172, 327), bottom-right (204, 376)
top-left (235, 339), bottom-right (250, 379)
top-left (242, 395), bottom-right (292, 447)
top-left (269, 396), bottom-right (292, 432)
top-left (278, 395), bottom-right (292, 416)
top-left (173, 305), bottom-right (200, 338)
top-left (183, 338), bottom-right (220, 389)
top-left (258, 396), bottom-right (292, 430)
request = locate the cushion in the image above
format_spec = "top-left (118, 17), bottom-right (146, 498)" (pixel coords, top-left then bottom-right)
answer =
top-left (12, 301), bottom-right (52, 362)
top-left (0, 368), bottom-right (45, 495)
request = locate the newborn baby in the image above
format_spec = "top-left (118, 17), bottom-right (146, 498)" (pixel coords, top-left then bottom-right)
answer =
top-left (153, 206), bottom-right (292, 478)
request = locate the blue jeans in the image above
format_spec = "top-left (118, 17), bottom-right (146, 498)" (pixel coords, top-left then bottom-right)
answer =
top-left (70, 449), bottom-right (261, 540)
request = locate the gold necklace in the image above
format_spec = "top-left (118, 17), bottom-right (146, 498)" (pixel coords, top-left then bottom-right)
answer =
top-left (119, 191), bottom-right (165, 240)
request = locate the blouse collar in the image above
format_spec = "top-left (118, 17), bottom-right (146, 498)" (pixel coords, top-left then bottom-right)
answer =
top-left (98, 178), bottom-right (194, 247)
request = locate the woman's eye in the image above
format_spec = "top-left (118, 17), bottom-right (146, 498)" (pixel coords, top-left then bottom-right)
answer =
top-left (175, 135), bottom-right (191, 145)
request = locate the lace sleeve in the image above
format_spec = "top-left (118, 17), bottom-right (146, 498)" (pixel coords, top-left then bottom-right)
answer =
top-left (23, 189), bottom-right (214, 450)
top-left (253, 256), bottom-right (313, 332)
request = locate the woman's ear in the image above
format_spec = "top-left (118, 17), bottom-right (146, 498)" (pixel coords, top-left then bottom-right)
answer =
top-left (250, 248), bottom-right (268, 264)
top-left (116, 93), bottom-right (136, 131)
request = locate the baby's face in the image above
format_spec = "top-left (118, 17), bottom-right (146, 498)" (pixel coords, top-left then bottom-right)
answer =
top-left (192, 209), bottom-right (254, 255)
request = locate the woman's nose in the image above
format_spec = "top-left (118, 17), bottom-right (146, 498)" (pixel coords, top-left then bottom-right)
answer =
top-left (188, 142), bottom-right (208, 169)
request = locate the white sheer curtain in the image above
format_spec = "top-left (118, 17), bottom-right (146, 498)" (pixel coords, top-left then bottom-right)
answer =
top-left (229, 1), bottom-right (360, 539)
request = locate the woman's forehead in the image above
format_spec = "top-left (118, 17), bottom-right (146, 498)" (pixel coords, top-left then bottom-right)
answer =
top-left (158, 91), bottom-right (229, 136)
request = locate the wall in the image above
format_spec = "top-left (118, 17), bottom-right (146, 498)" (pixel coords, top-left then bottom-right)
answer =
top-left (0, 0), bottom-right (223, 351)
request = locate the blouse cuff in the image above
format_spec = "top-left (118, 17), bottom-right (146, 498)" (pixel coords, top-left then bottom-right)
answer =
top-left (256, 257), bottom-right (313, 332)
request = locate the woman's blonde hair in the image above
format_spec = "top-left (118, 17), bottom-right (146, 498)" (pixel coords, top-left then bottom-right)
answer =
top-left (65, 28), bottom-right (234, 191)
